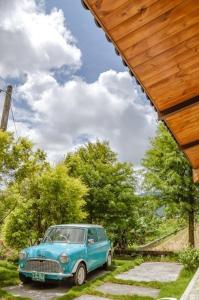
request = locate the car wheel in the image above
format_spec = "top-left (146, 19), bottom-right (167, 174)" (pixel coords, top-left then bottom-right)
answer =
top-left (73, 263), bottom-right (86, 286)
top-left (19, 273), bottom-right (31, 284)
top-left (104, 251), bottom-right (112, 269)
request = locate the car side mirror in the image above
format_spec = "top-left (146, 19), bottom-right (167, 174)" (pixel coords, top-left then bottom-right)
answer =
top-left (88, 238), bottom-right (95, 244)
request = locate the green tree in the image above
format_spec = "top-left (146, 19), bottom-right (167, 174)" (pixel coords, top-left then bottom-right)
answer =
top-left (0, 130), bottom-right (48, 224)
top-left (3, 164), bottom-right (87, 250)
top-left (142, 122), bottom-right (198, 247)
top-left (0, 130), bottom-right (47, 185)
top-left (65, 141), bottom-right (137, 248)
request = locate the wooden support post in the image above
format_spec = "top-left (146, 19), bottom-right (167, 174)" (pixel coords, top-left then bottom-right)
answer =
top-left (0, 85), bottom-right (12, 131)
top-left (193, 169), bottom-right (199, 183)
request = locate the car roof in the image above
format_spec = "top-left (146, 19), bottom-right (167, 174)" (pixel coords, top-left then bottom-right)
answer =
top-left (49, 224), bottom-right (104, 229)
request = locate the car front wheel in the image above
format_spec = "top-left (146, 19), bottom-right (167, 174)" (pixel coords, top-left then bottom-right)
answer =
top-left (19, 273), bottom-right (31, 284)
top-left (73, 263), bottom-right (86, 286)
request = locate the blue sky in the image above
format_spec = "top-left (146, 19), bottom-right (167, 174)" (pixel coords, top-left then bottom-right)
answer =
top-left (0, 0), bottom-right (156, 165)
top-left (46, 0), bottom-right (125, 82)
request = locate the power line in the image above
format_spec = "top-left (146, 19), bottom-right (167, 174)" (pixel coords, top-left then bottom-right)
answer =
top-left (0, 88), bottom-right (11, 96)
top-left (10, 103), bottom-right (18, 138)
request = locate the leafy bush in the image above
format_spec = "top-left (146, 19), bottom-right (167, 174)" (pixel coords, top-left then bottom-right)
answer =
top-left (0, 247), bottom-right (5, 259)
top-left (178, 248), bottom-right (199, 270)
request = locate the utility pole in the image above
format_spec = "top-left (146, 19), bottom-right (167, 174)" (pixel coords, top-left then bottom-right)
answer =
top-left (0, 85), bottom-right (12, 131)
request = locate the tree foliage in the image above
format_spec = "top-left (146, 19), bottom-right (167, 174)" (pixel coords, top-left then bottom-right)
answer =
top-left (142, 122), bottom-right (199, 246)
top-left (65, 141), bottom-right (137, 248)
top-left (3, 164), bottom-right (87, 249)
top-left (0, 130), bottom-right (47, 185)
top-left (0, 130), bottom-right (48, 224)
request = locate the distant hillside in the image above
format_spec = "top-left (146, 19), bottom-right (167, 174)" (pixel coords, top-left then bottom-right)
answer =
top-left (145, 225), bottom-right (199, 252)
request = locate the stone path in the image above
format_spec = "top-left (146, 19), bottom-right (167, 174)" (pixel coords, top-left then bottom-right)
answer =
top-left (4, 262), bottom-right (183, 300)
top-left (75, 296), bottom-right (109, 300)
top-left (4, 283), bottom-right (68, 300)
top-left (3, 269), bottom-right (107, 300)
top-left (95, 282), bottom-right (160, 298)
top-left (116, 262), bottom-right (183, 282)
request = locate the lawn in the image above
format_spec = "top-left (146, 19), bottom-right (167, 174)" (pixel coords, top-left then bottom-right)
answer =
top-left (0, 260), bottom-right (30, 299)
top-left (0, 258), bottom-right (194, 300)
top-left (57, 257), bottom-right (194, 300)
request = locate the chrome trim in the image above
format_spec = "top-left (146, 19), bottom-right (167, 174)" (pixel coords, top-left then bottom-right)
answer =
top-left (20, 270), bottom-right (73, 278)
top-left (24, 258), bottom-right (62, 274)
top-left (26, 258), bottom-right (59, 262)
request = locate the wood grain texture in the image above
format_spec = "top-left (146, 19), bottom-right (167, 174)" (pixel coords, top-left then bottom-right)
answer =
top-left (111, 0), bottom-right (197, 41)
top-left (100, 0), bottom-right (158, 29)
top-left (127, 22), bottom-right (199, 67)
top-left (135, 35), bottom-right (199, 82)
top-left (185, 145), bottom-right (199, 168)
top-left (165, 104), bottom-right (199, 146)
top-left (121, 9), bottom-right (199, 57)
top-left (92, 0), bottom-right (129, 17)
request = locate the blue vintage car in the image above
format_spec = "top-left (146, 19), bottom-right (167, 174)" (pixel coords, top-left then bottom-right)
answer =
top-left (18, 224), bottom-right (112, 285)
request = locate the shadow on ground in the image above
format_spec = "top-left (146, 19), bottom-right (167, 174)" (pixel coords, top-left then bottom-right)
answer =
top-left (4, 268), bottom-right (107, 300)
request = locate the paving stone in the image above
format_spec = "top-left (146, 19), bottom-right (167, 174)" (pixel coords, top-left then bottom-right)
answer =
top-left (3, 284), bottom-right (67, 300)
top-left (95, 282), bottom-right (160, 298)
top-left (3, 269), bottom-right (107, 300)
top-left (74, 296), bottom-right (110, 300)
top-left (116, 262), bottom-right (183, 282)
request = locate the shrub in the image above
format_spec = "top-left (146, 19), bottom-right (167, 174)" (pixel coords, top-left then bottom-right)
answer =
top-left (178, 248), bottom-right (199, 270)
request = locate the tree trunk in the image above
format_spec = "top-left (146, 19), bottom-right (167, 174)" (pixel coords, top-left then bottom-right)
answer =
top-left (188, 209), bottom-right (195, 247)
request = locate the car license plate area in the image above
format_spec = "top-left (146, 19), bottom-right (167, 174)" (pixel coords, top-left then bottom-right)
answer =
top-left (32, 272), bottom-right (45, 282)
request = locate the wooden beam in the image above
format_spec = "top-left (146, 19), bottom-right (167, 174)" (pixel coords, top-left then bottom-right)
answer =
top-left (159, 95), bottom-right (199, 120)
top-left (181, 139), bottom-right (199, 150)
top-left (193, 168), bottom-right (199, 183)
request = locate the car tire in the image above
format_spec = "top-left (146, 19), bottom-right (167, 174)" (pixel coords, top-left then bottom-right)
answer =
top-left (73, 263), bottom-right (87, 286)
top-left (19, 273), bottom-right (31, 284)
top-left (104, 251), bottom-right (112, 270)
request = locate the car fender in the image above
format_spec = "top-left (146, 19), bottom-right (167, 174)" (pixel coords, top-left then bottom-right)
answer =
top-left (71, 259), bottom-right (87, 274)
top-left (106, 248), bottom-right (112, 261)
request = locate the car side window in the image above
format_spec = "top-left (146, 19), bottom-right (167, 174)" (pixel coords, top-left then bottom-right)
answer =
top-left (87, 228), bottom-right (98, 243)
top-left (97, 228), bottom-right (107, 242)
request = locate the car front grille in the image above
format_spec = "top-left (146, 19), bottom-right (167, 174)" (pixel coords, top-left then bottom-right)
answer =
top-left (24, 259), bottom-right (62, 273)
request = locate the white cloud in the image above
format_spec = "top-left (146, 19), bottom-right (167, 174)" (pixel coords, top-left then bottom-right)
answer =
top-left (0, 0), bottom-right (157, 165)
top-left (0, 0), bottom-right (81, 78)
top-left (16, 70), bottom-right (157, 164)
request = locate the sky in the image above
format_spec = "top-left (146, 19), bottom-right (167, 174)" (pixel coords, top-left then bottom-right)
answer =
top-left (0, 0), bottom-right (157, 166)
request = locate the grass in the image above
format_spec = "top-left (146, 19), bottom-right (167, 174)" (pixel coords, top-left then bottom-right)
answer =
top-left (0, 257), bottom-right (195, 300)
top-left (0, 260), bottom-right (29, 299)
top-left (57, 257), bottom-right (194, 300)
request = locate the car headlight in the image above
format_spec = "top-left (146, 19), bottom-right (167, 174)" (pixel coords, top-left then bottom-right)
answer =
top-left (19, 251), bottom-right (26, 260)
top-left (59, 253), bottom-right (68, 264)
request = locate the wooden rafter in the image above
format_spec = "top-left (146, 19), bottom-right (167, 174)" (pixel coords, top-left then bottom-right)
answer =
top-left (82, 0), bottom-right (199, 182)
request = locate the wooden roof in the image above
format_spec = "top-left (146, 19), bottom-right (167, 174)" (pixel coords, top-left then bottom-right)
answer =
top-left (82, 0), bottom-right (199, 182)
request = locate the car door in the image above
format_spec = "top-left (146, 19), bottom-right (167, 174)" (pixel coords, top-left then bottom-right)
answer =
top-left (86, 228), bottom-right (101, 271)
top-left (96, 228), bottom-right (109, 265)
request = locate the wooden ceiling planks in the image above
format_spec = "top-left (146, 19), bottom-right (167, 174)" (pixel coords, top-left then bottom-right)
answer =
top-left (82, 0), bottom-right (199, 182)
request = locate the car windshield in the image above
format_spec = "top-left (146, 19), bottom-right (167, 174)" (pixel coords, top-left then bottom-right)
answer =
top-left (43, 227), bottom-right (86, 244)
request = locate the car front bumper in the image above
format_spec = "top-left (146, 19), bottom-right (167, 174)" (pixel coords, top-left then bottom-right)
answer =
top-left (19, 270), bottom-right (73, 281)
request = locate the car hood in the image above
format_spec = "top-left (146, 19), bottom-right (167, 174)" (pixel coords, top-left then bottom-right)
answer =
top-left (25, 243), bottom-right (85, 260)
